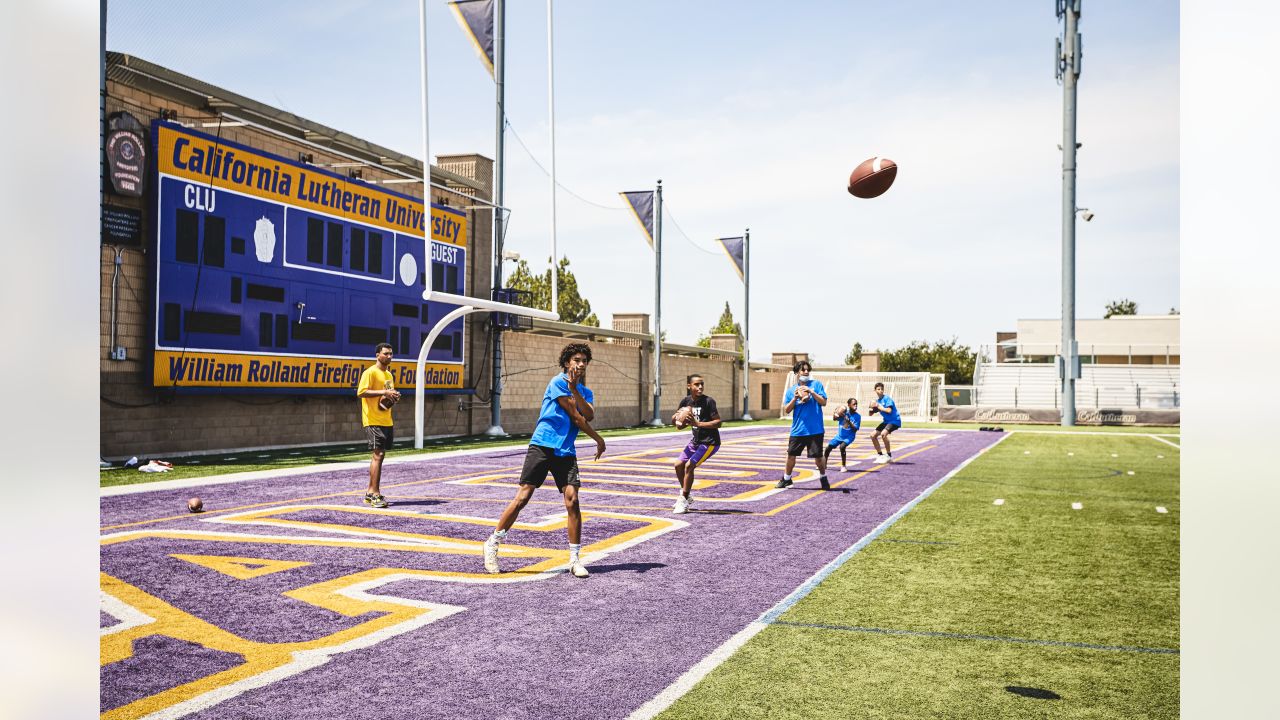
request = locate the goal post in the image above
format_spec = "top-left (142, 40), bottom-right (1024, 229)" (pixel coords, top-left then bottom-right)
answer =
top-left (781, 370), bottom-right (934, 423)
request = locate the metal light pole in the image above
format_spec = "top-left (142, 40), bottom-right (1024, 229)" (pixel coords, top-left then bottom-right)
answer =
top-left (1057, 0), bottom-right (1082, 426)
top-left (741, 228), bottom-right (753, 420)
top-left (486, 0), bottom-right (508, 436)
top-left (649, 179), bottom-right (664, 426)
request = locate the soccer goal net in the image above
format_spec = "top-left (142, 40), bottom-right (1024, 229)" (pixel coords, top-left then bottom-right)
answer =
top-left (781, 370), bottom-right (934, 423)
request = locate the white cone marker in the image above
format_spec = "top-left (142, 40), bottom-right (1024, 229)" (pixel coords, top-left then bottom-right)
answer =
top-left (1071, 502), bottom-right (1083, 510)
top-left (1156, 506), bottom-right (1168, 514)
top-left (1024, 450), bottom-right (1031, 455)
top-left (1068, 452), bottom-right (1074, 456)
top-left (1111, 453), bottom-right (1119, 458)
top-left (1127, 471), bottom-right (1135, 476)
top-left (993, 498), bottom-right (1005, 506)
top-left (1158, 455), bottom-right (1164, 459)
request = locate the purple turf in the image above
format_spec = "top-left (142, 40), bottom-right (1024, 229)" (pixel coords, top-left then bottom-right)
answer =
top-left (101, 427), bottom-right (999, 719)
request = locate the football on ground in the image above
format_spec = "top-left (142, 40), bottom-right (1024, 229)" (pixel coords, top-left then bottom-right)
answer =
top-left (848, 156), bottom-right (897, 198)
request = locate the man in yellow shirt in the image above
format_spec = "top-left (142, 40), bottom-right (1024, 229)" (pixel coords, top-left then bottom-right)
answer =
top-left (356, 343), bottom-right (400, 508)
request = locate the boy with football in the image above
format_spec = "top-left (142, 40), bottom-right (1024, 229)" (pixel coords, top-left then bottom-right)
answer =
top-left (483, 343), bottom-right (606, 578)
top-left (825, 398), bottom-right (861, 472)
top-left (356, 342), bottom-right (400, 508)
top-left (778, 360), bottom-right (830, 490)
top-left (868, 381), bottom-right (901, 463)
top-left (671, 374), bottom-right (722, 514)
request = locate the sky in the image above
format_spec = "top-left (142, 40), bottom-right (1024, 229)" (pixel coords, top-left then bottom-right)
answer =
top-left (107, 0), bottom-right (1179, 364)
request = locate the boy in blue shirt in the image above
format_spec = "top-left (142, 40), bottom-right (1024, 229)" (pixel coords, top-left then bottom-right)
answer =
top-left (868, 381), bottom-right (901, 464)
top-left (778, 360), bottom-right (830, 490)
top-left (484, 343), bottom-right (606, 578)
top-left (825, 398), bottom-right (861, 472)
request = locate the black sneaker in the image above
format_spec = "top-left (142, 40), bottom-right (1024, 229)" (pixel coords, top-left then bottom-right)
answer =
top-left (819, 476), bottom-right (831, 490)
top-left (775, 477), bottom-right (793, 489)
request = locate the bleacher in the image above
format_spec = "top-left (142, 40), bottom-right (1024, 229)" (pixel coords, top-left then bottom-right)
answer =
top-left (973, 364), bottom-right (1059, 407)
top-left (974, 363), bottom-right (1179, 409)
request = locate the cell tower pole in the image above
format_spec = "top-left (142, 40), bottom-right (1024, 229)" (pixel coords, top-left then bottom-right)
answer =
top-left (1058, 0), bottom-right (1082, 426)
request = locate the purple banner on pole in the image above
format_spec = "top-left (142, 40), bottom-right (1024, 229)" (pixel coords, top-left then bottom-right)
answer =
top-left (716, 236), bottom-right (745, 281)
top-left (619, 191), bottom-right (656, 250)
top-left (449, 0), bottom-right (495, 78)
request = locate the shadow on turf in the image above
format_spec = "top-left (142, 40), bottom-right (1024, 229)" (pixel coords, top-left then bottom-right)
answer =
top-left (583, 562), bottom-right (666, 575)
top-left (1005, 686), bottom-right (1061, 700)
top-left (386, 500), bottom-right (446, 508)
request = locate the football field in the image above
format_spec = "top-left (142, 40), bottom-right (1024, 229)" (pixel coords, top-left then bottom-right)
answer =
top-left (99, 426), bottom-right (1177, 719)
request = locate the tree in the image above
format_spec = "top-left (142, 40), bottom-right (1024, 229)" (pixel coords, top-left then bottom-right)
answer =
top-left (1104, 298), bottom-right (1138, 318)
top-left (695, 302), bottom-right (742, 348)
top-left (844, 342), bottom-right (863, 366)
top-left (506, 256), bottom-right (600, 326)
top-left (879, 337), bottom-right (977, 384)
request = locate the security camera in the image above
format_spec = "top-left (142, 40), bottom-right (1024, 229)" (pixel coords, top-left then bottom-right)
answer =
top-left (1081, 210), bottom-right (1094, 222)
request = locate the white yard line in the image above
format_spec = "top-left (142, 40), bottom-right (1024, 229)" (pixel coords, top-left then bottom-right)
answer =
top-left (1148, 434), bottom-right (1181, 449)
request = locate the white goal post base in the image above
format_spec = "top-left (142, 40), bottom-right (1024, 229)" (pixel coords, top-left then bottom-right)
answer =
top-left (413, 294), bottom-right (559, 448)
top-left (781, 370), bottom-right (934, 423)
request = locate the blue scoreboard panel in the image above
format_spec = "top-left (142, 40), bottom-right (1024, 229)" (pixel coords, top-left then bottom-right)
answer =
top-left (150, 121), bottom-right (469, 394)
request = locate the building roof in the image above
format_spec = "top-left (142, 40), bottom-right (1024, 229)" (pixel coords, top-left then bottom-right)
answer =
top-left (105, 51), bottom-right (485, 194)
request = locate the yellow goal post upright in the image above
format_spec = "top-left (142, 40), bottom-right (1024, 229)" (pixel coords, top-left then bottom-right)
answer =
top-left (413, 0), bottom-right (559, 448)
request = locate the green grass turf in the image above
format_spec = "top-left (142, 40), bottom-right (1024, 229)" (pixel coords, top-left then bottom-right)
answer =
top-left (659, 431), bottom-right (1179, 719)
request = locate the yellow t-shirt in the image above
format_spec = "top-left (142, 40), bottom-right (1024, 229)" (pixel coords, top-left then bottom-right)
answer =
top-left (357, 364), bottom-right (396, 427)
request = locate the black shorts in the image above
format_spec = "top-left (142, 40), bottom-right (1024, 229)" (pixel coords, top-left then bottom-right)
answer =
top-left (365, 425), bottom-right (394, 451)
top-left (518, 445), bottom-right (581, 492)
top-left (875, 422), bottom-right (900, 434)
top-left (787, 433), bottom-right (824, 457)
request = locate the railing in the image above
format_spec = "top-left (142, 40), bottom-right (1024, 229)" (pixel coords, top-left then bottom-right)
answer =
top-left (984, 343), bottom-right (1180, 365)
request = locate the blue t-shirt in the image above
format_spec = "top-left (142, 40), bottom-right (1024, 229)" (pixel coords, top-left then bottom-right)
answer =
top-left (833, 410), bottom-right (861, 443)
top-left (876, 394), bottom-right (902, 425)
top-left (783, 379), bottom-right (827, 436)
top-left (529, 374), bottom-right (595, 456)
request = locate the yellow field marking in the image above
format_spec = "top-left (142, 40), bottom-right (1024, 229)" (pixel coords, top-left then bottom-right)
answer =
top-left (761, 445), bottom-right (938, 516)
top-left (169, 554), bottom-right (312, 580)
top-left (448, 468), bottom-right (813, 502)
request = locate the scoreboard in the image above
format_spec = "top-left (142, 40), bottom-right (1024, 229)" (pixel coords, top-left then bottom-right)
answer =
top-left (149, 121), bottom-right (469, 394)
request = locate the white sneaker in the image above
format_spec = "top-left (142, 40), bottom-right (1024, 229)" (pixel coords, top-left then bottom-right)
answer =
top-left (570, 561), bottom-right (589, 578)
top-left (673, 496), bottom-right (689, 514)
top-left (885, 455), bottom-right (894, 463)
top-left (874, 455), bottom-right (888, 464)
top-left (840, 465), bottom-right (850, 473)
top-left (483, 539), bottom-right (500, 574)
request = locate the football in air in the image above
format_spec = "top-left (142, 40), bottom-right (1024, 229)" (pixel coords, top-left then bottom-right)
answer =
top-left (847, 156), bottom-right (897, 198)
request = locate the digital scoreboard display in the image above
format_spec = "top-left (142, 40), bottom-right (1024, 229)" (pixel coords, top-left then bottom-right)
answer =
top-left (150, 121), bottom-right (469, 393)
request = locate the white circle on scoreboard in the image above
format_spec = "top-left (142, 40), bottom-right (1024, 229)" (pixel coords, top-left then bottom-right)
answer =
top-left (399, 253), bottom-right (418, 286)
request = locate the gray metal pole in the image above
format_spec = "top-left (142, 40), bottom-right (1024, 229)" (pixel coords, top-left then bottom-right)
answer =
top-left (487, 0), bottom-right (508, 436)
top-left (650, 180), bottom-right (664, 426)
top-left (1058, 0), bottom-right (1082, 427)
top-left (741, 228), bottom-right (753, 420)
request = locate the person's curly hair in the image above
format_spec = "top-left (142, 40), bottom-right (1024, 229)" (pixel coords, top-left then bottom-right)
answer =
top-left (559, 342), bottom-right (592, 369)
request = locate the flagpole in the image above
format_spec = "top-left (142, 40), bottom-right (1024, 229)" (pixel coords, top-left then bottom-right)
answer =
top-left (650, 179), bottom-right (664, 426)
top-left (547, 0), bottom-right (559, 314)
top-left (487, 0), bottom-right (508, 436)
top-left (742, 228), bottom-right (753, 420)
